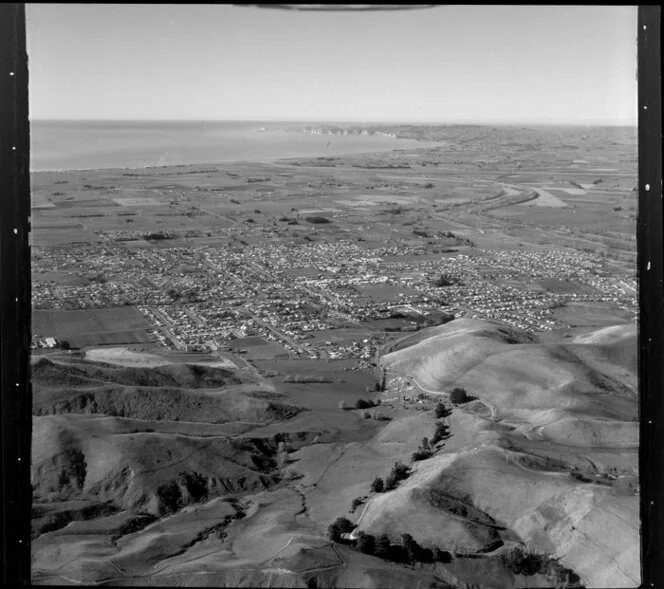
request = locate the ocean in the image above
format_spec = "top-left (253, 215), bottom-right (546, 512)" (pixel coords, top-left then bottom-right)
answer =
top-left (30, 120), bottom-right (432, 172)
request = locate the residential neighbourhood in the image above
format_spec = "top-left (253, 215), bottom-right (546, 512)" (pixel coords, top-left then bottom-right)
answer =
top-left (32, 238), bottom-right (637, 357)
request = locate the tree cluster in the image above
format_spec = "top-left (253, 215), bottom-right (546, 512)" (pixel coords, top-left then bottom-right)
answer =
top-left (412, 437), bottom-right (434, 461)
top-left (385, 461), bottom-right (410, 491)
top-left (142, 230), bottom-right (174, 241)
top-left (350, 497), bottom-right (364, 512)
top-left (332, 527), bottom-right (453, 566)
top-left (501, 547), bottom-right (582, 585)
top-left (370, 476), bottom-right (384, 493)
top-left (433, 273), bottom-right (460, 287)
top-left (450, 387), bottom-right (469, 405)
top-left (327, 517), bottom-right (355, 542)
top-left (434, 402), bottom-right (451, 419)
top-left (431, 422), bottom-right (451, 445)
top-left (369, 462), bottom-right (411, 494)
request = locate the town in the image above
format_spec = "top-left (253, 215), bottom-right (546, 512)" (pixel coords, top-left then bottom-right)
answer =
top-left (32, 234), bottom-right (637, 360)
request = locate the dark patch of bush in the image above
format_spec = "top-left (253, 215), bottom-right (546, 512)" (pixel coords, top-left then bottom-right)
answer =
top-left (156, 481), bottom-right (183, 515)
top-left (111, 514), bottom-right (158, 543)
top-left (450, 387), bottom-right (469, 404)
top-left (384, 472), bottom-right (397, 491)
top-left (355, 531), bottom-right (376, 555)
top-left (412, 448), bottom-right (433, 461)
top-left (434, 402), bottom-right (451, 419)
top-left (143, 230), bottom-right (174, 241)
top-left (502, 546), bottom-right (548, 576)
top-left (500, 546), bottom-right (582, 585)
top-left (433, 273), bottom-right (459, 287)
top-left (571, 471), bottom-right (593, 483)
top-left (375, 534), bottom-right (392, 559)
top-left (328, 517), bottom-right (354, 542)
top-left (370, 476), bottom-right (384, 493)
top-left (431, 421), bottom-right (450, 445)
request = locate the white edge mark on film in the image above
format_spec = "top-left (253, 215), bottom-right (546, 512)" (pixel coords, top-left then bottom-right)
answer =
top-left (647, 261), bottom-right (651, 271)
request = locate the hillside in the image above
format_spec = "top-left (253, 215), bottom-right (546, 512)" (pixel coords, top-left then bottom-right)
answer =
top-left (32, 319), bottom-right (639, 587)
top-left (32, 357), bottom-right (303, 423)
top-left (31, 358), bottom-right (306, 539)
top-left (362, 320), bottom-right (640, 587)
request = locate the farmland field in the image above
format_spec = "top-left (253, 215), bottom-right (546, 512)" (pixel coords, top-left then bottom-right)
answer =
top-left (33, 307), bottom-right (151, 348)
top-left (32, 226), bottom-right (101, 247)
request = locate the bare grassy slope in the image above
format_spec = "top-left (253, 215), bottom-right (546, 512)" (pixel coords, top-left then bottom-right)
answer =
top-left (381, 319), bottom-right (637, 421)
top-left (31, 357), bottom-right (306, 535)
top-left (32, 414), bottom-right (282, 516)
top-left (370, 319), bottom-right (639, 588)
top-left (32, 357), bottom-right (303, 423)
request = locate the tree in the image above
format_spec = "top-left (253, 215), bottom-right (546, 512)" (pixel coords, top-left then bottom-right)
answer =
top-left (434, 402), bottom-right (449, 419)
top-left (375, 534), bottom-right (392, 559)
top-left (351, 497), bottom-right (363, 511)
top-left (370, 476), bottom-right (384, 493)
top-left (328, 517), bottom-right (354, 542)
top-left (412, 448), bottom-right (433, 461)
top-left (392, 462), bottom-right (410, 481)
top-left (434, 548), bottom-right (452, 563)
top-left (421, 437), bottom-right (430, 451)
top-left (401, 533), bottom-right (420, 563)
top-left (59, 339), bottom-right (71, 350)
top-left (431, 422), bottom-right (450, 445)
top-left (450, 387), bottom-right (468, 405)
top-left (355, 531), bottom-right (376, 555)
top-left (384, 472), bottom-right (397, 491)
top-left (433, 273), bottom-right (457, 287)
top-left (419, 547), bottom-right (434, 563)
top-left (503, 546), bottom-right (547, 576)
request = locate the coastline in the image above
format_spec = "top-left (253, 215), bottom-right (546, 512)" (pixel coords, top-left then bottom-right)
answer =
top-left (30, 144), bottom-right (440, 175)
top-left (30, 120), bottom-right (443, 174)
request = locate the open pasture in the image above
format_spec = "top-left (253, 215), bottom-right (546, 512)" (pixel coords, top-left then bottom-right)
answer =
top-left (551, 301), bottom-right (633, 328)
top-left (538, 278), bottom-right (599, 295)
top-left (228, 337), bottom-right (289, 360)
top-left (32, 225), bottom-right (101, 247)
top-left (489, 204), bottom-right (636, 234)
top-left (252, 358), bottom-right (377, 410)
top-left (354, 283), bottom-right (423, 303)
top-left (112, 196), bottom-right (165, 207)
top-left (33, 307), bottom-right (150, 348)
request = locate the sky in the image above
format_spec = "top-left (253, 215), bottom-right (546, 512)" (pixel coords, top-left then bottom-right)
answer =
top-left (26, 4), bottom-right (638, 125)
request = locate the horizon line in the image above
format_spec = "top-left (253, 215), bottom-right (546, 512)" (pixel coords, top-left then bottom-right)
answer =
top-left (30, 117), bottom-right (638, 127)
